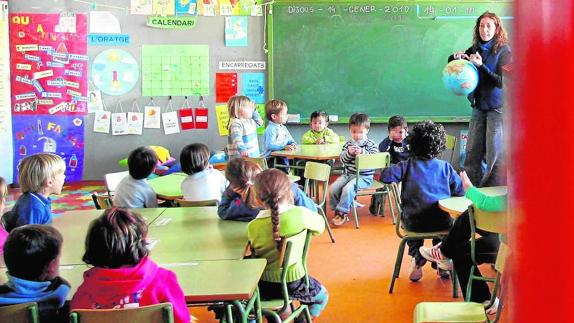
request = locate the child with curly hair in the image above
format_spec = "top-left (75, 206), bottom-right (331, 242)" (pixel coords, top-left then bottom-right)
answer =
top-left (380, 120), bottom-right (464, 282)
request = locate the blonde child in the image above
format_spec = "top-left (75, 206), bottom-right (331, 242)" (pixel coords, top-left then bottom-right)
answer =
top-left (329, 113), bottom-right (379, 226)
top-left (262, 100), bottom-right (297, 168)
top-left (248, 169), bottom-right (328, 318)
top-left (180, 143), bottom-right (227, 202)
top-left (71, 208), bottom-right (190, 323)
top-left (301, 110), bottom-right (339, 144)
top-left (113, 147), bottom-right (158, 208)
top-left (4, 153), bottom-right (66, 232)
top-left (218, 159), bottom-right (317, 222)
top-left (226, 95), bottom-right (263, 159)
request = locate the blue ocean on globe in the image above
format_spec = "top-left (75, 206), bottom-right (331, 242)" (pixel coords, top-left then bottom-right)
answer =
top-left (442, 59), bottom-right (479, 96)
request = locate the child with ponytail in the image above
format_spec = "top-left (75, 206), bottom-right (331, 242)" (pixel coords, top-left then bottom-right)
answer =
top-left (247, 169), bottom-right (328, 318)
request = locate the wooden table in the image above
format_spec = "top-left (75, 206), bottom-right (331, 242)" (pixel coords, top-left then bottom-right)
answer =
top-left (0, 259), bottom-right (266, 323)
top-left (146, 207), bottom-right (249, 263)
top-left (271, 143), bottom-right (342, 161)
top-left (438, 186), bottom-right (508, 217)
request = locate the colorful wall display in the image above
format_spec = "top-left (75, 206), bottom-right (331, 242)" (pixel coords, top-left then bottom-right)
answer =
top-left (9, 13), bottom-right (88, 116)
top-left (91, 49), bottom-right (139, 96)
top-left (12, 115), bottom-right (85, 182)
top-left (225, 16), bottom-right (247, 47)
top-left (0, 1), bottom-right (13, 182)
top-left (242, 72), bottom-right (265, 104)
top-left (142, 45), bottom-right (209, 96)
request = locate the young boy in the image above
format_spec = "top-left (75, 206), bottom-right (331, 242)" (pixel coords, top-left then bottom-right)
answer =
top-left (329, 113), bottom-right (379, 226)
top-left (301, 110), bottom-right (339, 144)
top-left (3, 153), bottom-right (66, 232)
top-left (0, 225), bottom-right (70, 321)
top-left (113, 147), bottom-right (158, 208)
top-left (380, 120), bottom-right (464, 281)
top-left (369, 115), bottom-right (410, 215)
top-left (262, 99), bottom-right (297, 168)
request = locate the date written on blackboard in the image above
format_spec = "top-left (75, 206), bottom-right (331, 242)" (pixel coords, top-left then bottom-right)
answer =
top-left (287, 5), bottom-right (410, 15)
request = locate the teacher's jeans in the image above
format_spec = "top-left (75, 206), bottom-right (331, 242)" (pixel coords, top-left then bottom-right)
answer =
top-left (464, 108), bottom-right (505, 187)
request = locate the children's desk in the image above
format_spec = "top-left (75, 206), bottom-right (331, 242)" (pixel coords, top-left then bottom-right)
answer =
top-left (0, 259), bottom-right (266, 322)
top-left (270, 143), bottom-right (342, 161)
top-left (146, 206), bottom-right (249, 263)
top-left (438, 186), bottom-right (508, 217)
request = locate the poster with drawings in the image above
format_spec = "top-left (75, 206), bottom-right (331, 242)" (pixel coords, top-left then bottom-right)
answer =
top-left (9, 13), bottom-right (88, 116)
top-left (12, 115), bottom-right (84, 182)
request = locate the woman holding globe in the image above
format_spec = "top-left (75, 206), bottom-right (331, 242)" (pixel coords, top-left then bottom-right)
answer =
top-left (448, 11), bottom-right (511, 187)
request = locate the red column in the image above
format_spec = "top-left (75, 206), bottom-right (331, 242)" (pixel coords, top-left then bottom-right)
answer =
top-left (512, 1), bottom-right (574, 321)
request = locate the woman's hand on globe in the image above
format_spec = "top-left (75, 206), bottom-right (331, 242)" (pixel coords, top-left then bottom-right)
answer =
top-left (453, 51), bottom-right (469, 60)
top-left (469, 52), bottom-right (483, 66)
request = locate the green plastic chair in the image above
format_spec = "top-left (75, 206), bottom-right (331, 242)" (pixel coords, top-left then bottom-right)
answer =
top-left (412, 242), bottom-right (510, 323)
top-left (0, 302), bottom-right (39, 323)
top-left (245, 157), bottom-right (269, 170)
top-left (352, 152), bottom-right (394, 229)
top-left (70, 303), bottom-right (174, 323)
top-left (304, 161), bottom-right (335, 243)
top-left (387, 183), bottom-right (459, 298)
top-left (260, 230), bottom-right (313, 323)
top-left (443, 134), bottom-right (458, 165)
top-left (467, 205), bottom-right (508, 304)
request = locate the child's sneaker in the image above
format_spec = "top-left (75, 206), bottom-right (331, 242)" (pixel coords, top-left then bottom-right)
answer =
top-left (484, 297), bottom-right (500, 315)
top-left (409, 258), bottom-right (423, 282)
top-left (332, 211), bottom-right (349, 226)
top-left (419, 245), bottom-right (453, 270)
top-left (437, 268), bottom-right (451, 278)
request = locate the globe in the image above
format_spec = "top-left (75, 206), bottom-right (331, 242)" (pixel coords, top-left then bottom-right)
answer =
top-left (442, 59), bottom-right (479, 96)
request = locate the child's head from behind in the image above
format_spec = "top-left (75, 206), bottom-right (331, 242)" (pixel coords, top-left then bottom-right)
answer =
top-left (83, 208), bottom-right (148, 269)
top-left (3, 225), bottom-right (63, 281)
top-left (409, 120), bottom-right (447, 159)
top-left (388, 115), bottom-right (408, 143)
top-left (228, 95), bottom-right (255, 119)
top-left (180, 143), bottom-right (210, 175)
top-left (225, 158), bottom-right (262, 208)
top-left (254, 169), bottom-right (293, 251)
top-left (18, 153), bottom-right (66, 195)
top-left (128, 147), bottom-right (157, 180)
top-left (349, 113), bottom-right (370, 142)
top-left (310, 111), bottom-right (329, 132)
top-left (265, 99), bottom-right (288, 124)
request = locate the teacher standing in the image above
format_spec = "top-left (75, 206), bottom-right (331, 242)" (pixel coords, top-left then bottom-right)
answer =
top-left (449, 11), bottom-right (511, 187)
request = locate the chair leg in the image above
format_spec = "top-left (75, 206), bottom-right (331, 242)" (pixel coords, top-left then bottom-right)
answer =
top-left (319, 208), bottom-right (335, 243)
top-left (389, 239), bottom-right (407, 293)
top-left (302, 305), bottom-right (313, 323)
top-left (352, 201), bottom-right (360, 229)
top-left (262, 309), bottom-right (282, 323)
top-left (386, 191), bottom-right (397, 225)
top-left (452, 269), bottom-right (459, 298)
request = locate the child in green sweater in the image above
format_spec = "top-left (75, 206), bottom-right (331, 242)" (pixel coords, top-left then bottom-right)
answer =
top-left (247, 169), bottom-right (329, 318)
top-left (301, 111), bottom-right (339, 144)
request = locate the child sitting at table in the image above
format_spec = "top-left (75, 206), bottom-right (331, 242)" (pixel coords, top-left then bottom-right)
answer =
top-left (380, 120), bottom-right (464, 282)
top-left (113, 147), bottom-right (158, 208)
top-left (180, 143), bottom-right (227, 202)
top-left (218, 159), bottom-right (317, 222)
top-left (263, 99), bottom-right (297, 169)
top-left (301, 110), bottom-right (339, 144)
top-left (226, 95), bottom-right (263, 160)
top-left (329, 113), bottom-right (379, 226)
top-left (71, 208), bottom-right (190, 323)
top-left (248, 169), bottom-right (328, 318)
top-left (0, 225), bottom-right (70, 322)
top-left (3, 153), bottom-right (66, 232)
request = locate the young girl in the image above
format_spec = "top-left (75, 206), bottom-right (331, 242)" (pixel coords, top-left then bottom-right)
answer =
top-left (70, 208), bottom-right (190, 323)
top-left (218, 159), bottom-right (317, 222)
top-left (226, 95), bottom-right (263, 159)
top-left (180, 143), bottom-right (227, 202)
top-left (247, 169), bottom-right (328, 318)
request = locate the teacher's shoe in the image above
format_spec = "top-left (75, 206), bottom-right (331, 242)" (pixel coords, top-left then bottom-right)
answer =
top-left (419, 245), bottom-right (453, 271)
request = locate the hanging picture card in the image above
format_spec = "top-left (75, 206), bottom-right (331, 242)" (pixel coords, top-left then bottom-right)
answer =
top-left (127, 111), bottom-right (143, 135)
top-left (111, 112), bottom-right (128, 135)
top-left (162, 111), bottom-right (180, 135)
top-left (144, 105), bottom-right (161, 128)
top-left (93, 110), bottom-right (111, 133)
top-left (179, 108), bottom-right (194, 130)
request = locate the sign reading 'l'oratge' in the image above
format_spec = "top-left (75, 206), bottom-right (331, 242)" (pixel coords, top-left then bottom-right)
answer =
top-left (147, 16), bottom-right (197, 29)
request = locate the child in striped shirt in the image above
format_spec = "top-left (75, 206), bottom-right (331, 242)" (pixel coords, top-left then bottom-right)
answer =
top-left (226, 95), bottom-right (263, 159)
top-left (329, 113), bottom-right (379, 226)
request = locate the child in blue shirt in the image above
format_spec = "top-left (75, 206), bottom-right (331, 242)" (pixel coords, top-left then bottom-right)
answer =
top-left (263, 99), bottom-right (296, 169)
top-left (0, 225), bottom-right (70, 322)
top-left (113, 147), bottom-right (158, 208)
top-left (329, 113), bottom-right (379, 226)
top-left (380, 120), bottom-right (464, 282)
top-left (3, 153), bottom-right (66, 232)
top-left (218, 159), bottom-right (316, 222)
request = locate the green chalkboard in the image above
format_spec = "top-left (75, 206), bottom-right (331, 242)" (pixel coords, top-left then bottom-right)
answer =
top-left (268, 1), bottom-right (512, 122)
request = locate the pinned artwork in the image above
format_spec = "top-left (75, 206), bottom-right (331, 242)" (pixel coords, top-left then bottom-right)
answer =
top-left (127, 111), bottom-right (143, 135)
top-left (93, 110), bottom-right (111, 133)
top-left (242, 72), bottom-right (265, 103)
top-left (92, 49), bottom-right (139, 96)
top-left (13, 115), bottom-right (85, 182)
top-left (87, 89), bottom-right (103, 113)
top-left (131, 0), bottom-right (153, 15)
top-left (111, 112), bottom-right (128, 135)
top-left (215, 72), bottom-right (237, 103)
top-left (225, 16), bottom-right (247, 47)
top-left (176, 0), bottom-right (198, 15)
top-left (144, 105), bottom-right (161, 128)
top-left (9, 13), bottom-right (88, 115)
